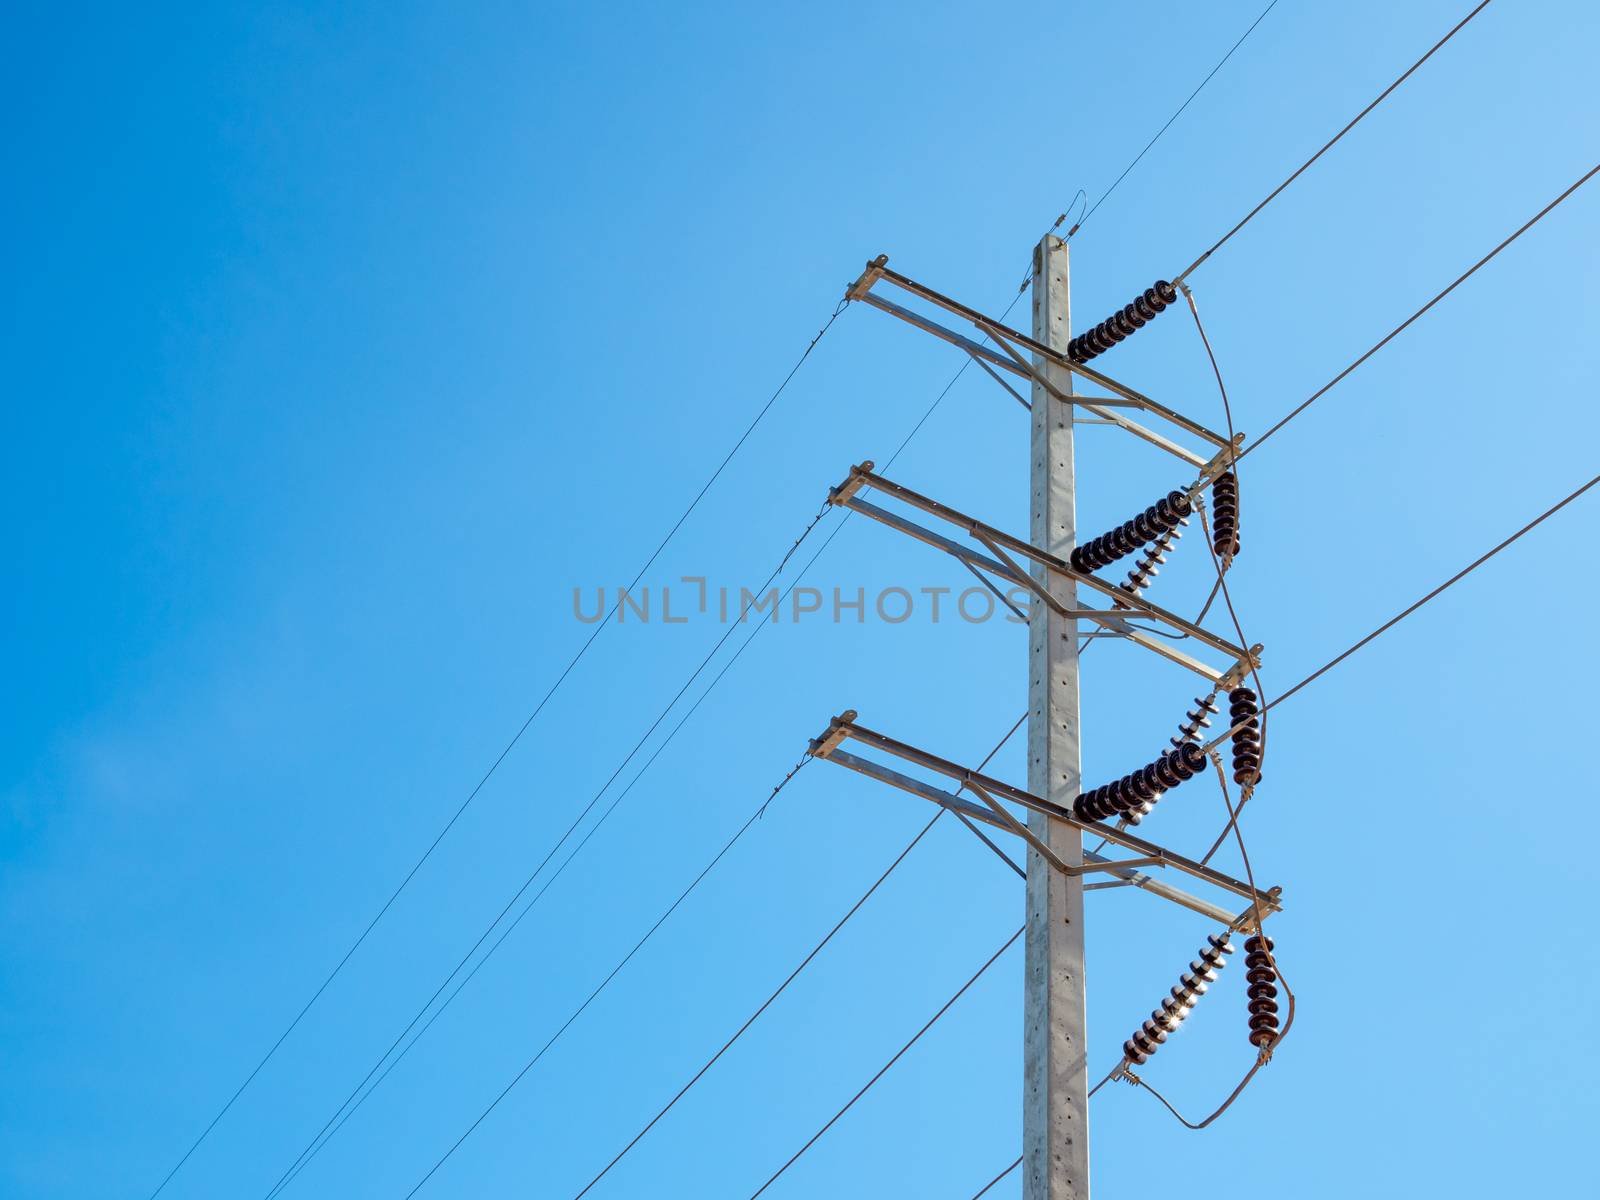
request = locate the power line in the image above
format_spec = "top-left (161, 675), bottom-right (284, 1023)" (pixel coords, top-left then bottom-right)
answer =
top-left (354, 271), bottom-right (1023, 1196)
top-left (255, 503), bottom-right (837, 1199)
top-left (1177, 282), bottom-right (1274, 874)
top-left (141, 298), bottom-right (850, 1200)
top-left (382, 445), bottom-right (1015, 1198)
top-left (1173, 162), bottom-right (1600, 868)
top-left (744, 925), bottom-right (1024, 1199)
top-left (1018, 0), bottom-right (1281, 296)
top-left (270, 681), bottom-right (799, 1195)
top-left (1197, 470), bottom-right (1600, 770)
top-left (893, 286), bottom-right (1027, 451)
top-left (1125, 1055), bottom-right (1268, 1131)
top-left (1244, 158), bottom-right (1600, 456)
top-left (390, 756), bottom-right (818, 1200)
top-left (1088, 179), bottom-right (1599, 1132)
top-left (968, 1156), bottom-right (1022, 1199)
top-left (1181, 159), bottom-right (1600, 861)
top-left (1066, 0), bottom-right (1282, 241)
top-left (567, 716), bottom-right (1027, 1199)
top-left (1174, 0), bottom-right (1494, 283)
top-left (414, 799), bottom-right (951, 1200)
top-left (266, 504), bottom-right (861, 1195)
top-left (565, 813), bottom-right (945, 1199)
top-left (484, 316), bottom-right (1030, 1200)
top-left (1186, 425), bottom-right (1598, 1066)
top-left (1254, 472), bottom-right (1599, 727)
top-left (1010, 1056), bottom-right (1166, 1200)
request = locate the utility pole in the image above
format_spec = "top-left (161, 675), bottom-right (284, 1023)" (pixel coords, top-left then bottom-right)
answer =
top-left (820, 246), bottom-right (1275, 1197)
top-left (1024, 234), bottom-right (1089, 1199)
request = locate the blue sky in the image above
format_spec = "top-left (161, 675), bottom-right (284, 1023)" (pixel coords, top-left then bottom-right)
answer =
top-left (5, 1), bottom-right (1598, 1197)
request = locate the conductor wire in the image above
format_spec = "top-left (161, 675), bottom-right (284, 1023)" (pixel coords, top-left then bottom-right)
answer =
top-left (139, 294), bottom-right (852, 1200)
top-left (1174, 0), bottom-right (1494, 284)
top-left (1242, 158), bottom-right (1600, 456)
top-left (1121, 763), bottom-right (1296, 1129)
top-left (1072, 0), bottom-right (1281, 242)
top-left (744, 926), bottom-right (1024, 1199)
top-left (1181, 282), bottom-right (1270, 824)
top-left (967, 1156), bottom-right (1023, 1199)
top-left (568, 715), bottom-right (1030, 1199)
top-left (1016, 0), bottom-right (1282, 299)
top-left (1198, 472), bottom-right (1600, 759)
top-left (261, 505), bottom-right (840, 1199)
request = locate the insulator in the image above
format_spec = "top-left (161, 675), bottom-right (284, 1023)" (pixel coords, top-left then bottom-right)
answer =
top-left (1228, 685), bottom-right (1262, 787)
top-left (1210, 471), bottom-right (1241, 560)
top-left (1171, 689), bottom-right (1220, 748)
top-left (1243, 934), bottom-right (1281, 1049)
top-left (1122, 513), bottom-right (1188, 598)
top-left (1069, 280), bottom-right (1177, 364)
top-left (1072, 741), bottom-right (1205, 825)
top-left (1122, 932), bottom-right (1233, 1067)
top-left (1070, 488), bottom-right (1194, 576)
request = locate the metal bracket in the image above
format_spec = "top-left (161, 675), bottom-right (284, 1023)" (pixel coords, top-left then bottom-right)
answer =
top-left (1217, 651), bottom-right (1265, 692)
top-left (827, 462), bottom-right (1261, 684)
top-left (828, 460), bottom-right (875, 507)
top-left (966, 779), bottom-right (1074, 876)
top-left (849, 257), bottom-right (1239, 467)
top-left (813, 713), bottom-right (1282, 931)
top-left (966, 350), bottom-right (1032, 411)
top-left (1190, 436), bottom-right (1245, 494)
top-left (811, 708), bottom-right (857, 759)
top-left (847, 254), bottom-right (889, 302)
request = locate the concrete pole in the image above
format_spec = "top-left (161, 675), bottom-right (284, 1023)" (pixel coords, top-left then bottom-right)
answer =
top-left (1024, 234), bottom-right (1088, 1199)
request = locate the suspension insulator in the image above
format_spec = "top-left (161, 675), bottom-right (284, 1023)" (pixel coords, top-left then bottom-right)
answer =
top-left (1228, 685), bottom-right (1262, 787)
top-left (1070, 488), bottom-right (1193, 576)
top-left (1069, 280), bottom-right (1178, 365)
top-left (1171, 690), bottom-right (1220, 748)
top-left (1210, 471), bottom-right (1240, 560)
top-left (1121, 513), bottom-right (1188, 597)
top-left (1244, 934), bottom-right (1281, 1049)
top-left (1073, 740), bottom-right (1206, 826)
top-left (1123, 933), bottom-right (1233, 1067)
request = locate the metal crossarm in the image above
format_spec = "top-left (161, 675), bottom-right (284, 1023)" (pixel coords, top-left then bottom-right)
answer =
top-left (846, 255), bottom-right (1232, 466)
top-left (809, 711), bottom-right (1281, 932)
top-left (826, 461), bottom-right (1262, 685)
